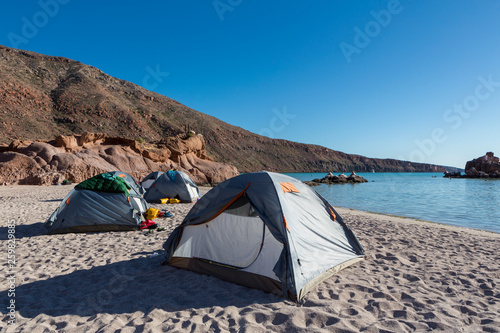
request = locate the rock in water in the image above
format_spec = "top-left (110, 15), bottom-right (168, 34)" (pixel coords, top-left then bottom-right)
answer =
top-left (304, 172), bottom-right (368, 186)
top-left (445, 152), bottom-right (500, 178)
top-left (465, 152), bottom-right (500, 178)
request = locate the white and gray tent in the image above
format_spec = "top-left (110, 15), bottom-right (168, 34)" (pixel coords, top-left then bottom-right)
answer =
top-left (45, 172), bottom-right (148, 234)
top-left (144, 170), bottom-right (200, 203)
top-left (163, 171), bottom-right (365, 301)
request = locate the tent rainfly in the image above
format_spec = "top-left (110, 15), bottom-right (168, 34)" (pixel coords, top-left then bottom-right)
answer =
top-left (108, 171), bottom-right (148, 214)
top-left (144, 170), bottom-right (200, 203)
top-left (162, 171), bottom-right (365, 301)
top-left (140, 171), bottom-right (164, 191)
top-left (45, 172), bottom-right (148, 234)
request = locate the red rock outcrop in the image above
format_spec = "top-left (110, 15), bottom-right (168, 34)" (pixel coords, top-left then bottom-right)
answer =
top-left (0, 132), bottom-right (238, 185)
top-left (465, 152), bottom-right (500, 178)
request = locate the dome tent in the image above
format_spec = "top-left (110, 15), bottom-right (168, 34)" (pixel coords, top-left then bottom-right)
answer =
top-left (144, 170), bottom-right (200, 203)
top-left (45, 172), bottom-right (147, 234)
top-left (163, 171), bottom-right (365, 301)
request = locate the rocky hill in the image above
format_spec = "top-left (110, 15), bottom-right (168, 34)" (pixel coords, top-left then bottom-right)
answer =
top-left (0, 45), bottom-right (458, 173)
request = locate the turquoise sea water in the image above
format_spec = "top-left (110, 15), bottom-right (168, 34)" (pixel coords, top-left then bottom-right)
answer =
top-left (284, 172), bottom-right (500, 233)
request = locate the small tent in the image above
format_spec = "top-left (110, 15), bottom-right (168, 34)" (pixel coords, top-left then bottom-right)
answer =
top-left (144, 170), bottom-right (200, 203)
top-left (163, 171), bottom-right (365, 301)
top-left (140, 171), bottom-right (164, 190)
top-left (45, 172), bottom-right (147, 234)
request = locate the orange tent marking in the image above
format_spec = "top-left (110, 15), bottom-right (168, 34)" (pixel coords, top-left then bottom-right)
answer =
top-left (328, 207), bottom-right (336, 221)
top-left (119, 174), bottom-right (126, 177)
top-left (280, 182), bottom-right (300, 194)
top-left (65, 196), bottom-right (71, 205)
top-left (283, 214), bottom-right (289, 231)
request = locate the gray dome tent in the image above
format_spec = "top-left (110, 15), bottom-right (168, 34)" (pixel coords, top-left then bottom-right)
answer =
top-left (163, 171), bottom-right (365, 301)
top-left (46, 172), bottom-right (148, 234)
top-left (144, 170), bottom-right (200, 203)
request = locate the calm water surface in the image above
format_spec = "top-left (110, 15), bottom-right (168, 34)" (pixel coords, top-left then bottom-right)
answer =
top-left (284, 173), bottom-right (500, 233)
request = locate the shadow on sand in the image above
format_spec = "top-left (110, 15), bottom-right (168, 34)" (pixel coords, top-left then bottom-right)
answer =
top-left (0, 253), bottom-right (282, 318)
top-left (0, 222), bottom-right (47, 240)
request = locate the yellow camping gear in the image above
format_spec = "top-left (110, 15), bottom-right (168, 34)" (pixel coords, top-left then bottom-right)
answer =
top-left (145, 208), bottom-right (160, 220)
top-left (160, 198), bottom-right (169, 204)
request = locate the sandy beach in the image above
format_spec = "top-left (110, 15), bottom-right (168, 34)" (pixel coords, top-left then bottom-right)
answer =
top-left (1, 185), bottom-right (499, 332)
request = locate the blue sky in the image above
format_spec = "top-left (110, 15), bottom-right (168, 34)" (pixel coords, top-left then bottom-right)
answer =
top-left (1, 0), bottom-right (499, 168)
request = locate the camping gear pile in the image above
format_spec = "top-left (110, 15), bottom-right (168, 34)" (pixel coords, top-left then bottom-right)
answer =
top-left (160, 198), bottom-right (181, 204)
top-left (141, 207), bottom-right (172, 232)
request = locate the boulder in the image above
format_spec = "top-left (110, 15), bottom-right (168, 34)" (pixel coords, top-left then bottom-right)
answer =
top-left (78, 132), bottom-right (107, 146)
top-left (142, 148), bottom-right (171, 163)
top-left (464, 152), bottom-right (500, 178)
top-left (48, 153), bottom-right (104, 182)
top-left (347, 172), bottom-right (368, 183)
top-left (55, 135), bottom-right (78, 150)
top-left (189, 167), bottom-right (209, 185)
top-left (444, 171), bottom-right (463, 178)
top-left (8, 140), bottom-right (32, 151)
top-left (0, 152), bottom-right (41, 184)
top-left (305, 172), bottom-right (368, 186)
top-left (74, 149), bottom-right (117, 171)
top-left (20, 172), bottom-right (65, 185)
top-left (183, 152), bottom-right (239, 184)
top-left (21, 142), bottom-right (61, 163)
top-left (184, 135), bottom-right (204, 151)
top-left (34, 155), bottom-right (47, 167)
top-left (478, 171), bottom-right (490, 178)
